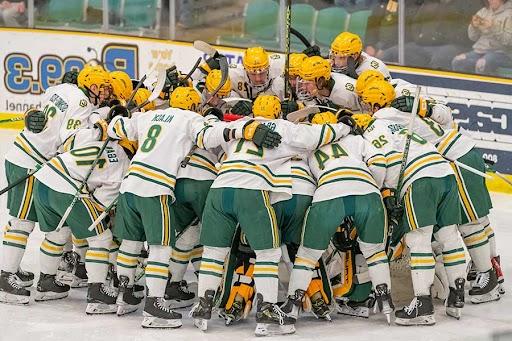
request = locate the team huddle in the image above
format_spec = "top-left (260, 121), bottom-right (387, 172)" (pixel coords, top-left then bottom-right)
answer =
top-left (0, 31), bottom-right (505, 336)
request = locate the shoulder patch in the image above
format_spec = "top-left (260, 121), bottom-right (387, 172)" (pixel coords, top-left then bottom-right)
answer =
top-left (370, 60), bottom-right (379, 69)
top-left (270, 54), bottom-right (280, 60)
top-left (79, 99), bottom-right (88, 107)
top-left (401, 89), bottom-right (411, 96)
top-left (345, 83), bottom-right (355, 91)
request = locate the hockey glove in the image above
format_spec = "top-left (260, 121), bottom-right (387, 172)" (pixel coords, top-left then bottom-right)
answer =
top-left (381, 188), bottom-right (403, 221)
top-left (230, 100), bottom-right (253, 116)
top-left (391, 95), bottom-right (434, 118)
top-left (338, 115), bottom-right (363, 136)
top-left (243, 120), bottom-right (282, 148)
top-left (160, 66), bottom-right (180, 99)
top-left (94, 119), bottom-right (108, 141)
top-left (107, 104), bottom-right (130, 122)
top-left (203, 107), bottom-right (224, 121)
top-left (303, 45), bottom-right (321, 57)
top-left (61, 70), bottom-right (79, 85)
top-left (483, 157), bottom-right (496, 173)
top-left (281, 99), bottom-right (299, 118)
top-left (24, 108), bottom-right (47, 133)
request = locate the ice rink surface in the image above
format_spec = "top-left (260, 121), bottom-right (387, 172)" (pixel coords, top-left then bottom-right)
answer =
top-left (0, 130), bottom-right (511, 341)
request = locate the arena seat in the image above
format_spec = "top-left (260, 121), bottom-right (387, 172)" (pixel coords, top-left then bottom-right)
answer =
top-left (290, 3), bottom-right (317, 53)
top-left (36, 0), bottom-right (84, 26)
top-left (314, 7), bottom-right (349, 54)
top-left (346, 9), bottom-right (372, 41)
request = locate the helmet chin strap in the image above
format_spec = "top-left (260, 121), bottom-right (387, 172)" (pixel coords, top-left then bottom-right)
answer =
top-left (346, 56), bottom-right (359, 79)
top-left (83, 85), bottom-right (102, 106)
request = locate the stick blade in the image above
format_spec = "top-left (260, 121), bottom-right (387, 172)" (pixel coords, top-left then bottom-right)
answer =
top-left (193, 40), bottom-right (217, 57)
top-left (286, 106), bottom-right (320, 123)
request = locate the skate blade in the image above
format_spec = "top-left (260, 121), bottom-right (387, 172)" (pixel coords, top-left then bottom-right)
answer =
top-left (470, 291), bottom-right (501, 304)
top-left (313, 311), bottom-right (332, 321)
top-left (34, 291), bottom-right (68, 302)
top-left (141, 316), bottom-right (182, 329)
top-left (193, 318), bottom-right (208, 331)
top-left (117, 304), bottom-right (139, 316)
top-left (446, 307), bottom-right (462, 320)
top-left (16, 279), bottom-right (33, 288)
top-left (167, 298), bottom-right (195, 309)
top-left (0, 291), bottom-right (30, 305)
top-left (394, 315), bottom-right (435, 326)
top-left (254, 323), bottom-right (296, 337)
top-left (57, 272), bottom-right (87, 288)
top-left (86, 302), bottom-right (117, 315)
top-left (498, 283), bottom-right (505, 295)
top-left (336, 304), bottom-right (370, 318)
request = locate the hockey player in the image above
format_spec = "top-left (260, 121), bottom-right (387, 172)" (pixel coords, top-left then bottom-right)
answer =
top-left (359, 81), bottom-right (467, 325)
top-left (31, 120), bottom-right (134, 314)
top-left (0, 66), bottom-right (113, 305)
top-left (202, 69), bottom-right (233, 111)
top-left (296, 56), bottom-right (361, 113)
top-left (110, 71), bottom-right (133, 103)
top-left (281, 111), bottom-right (394, 326)
top-left (108, 97), bottom-right (282, 328)
top-left (329, 32), bottom-right (391, 80)
top-left (190, 94), bottom-right (358, 336)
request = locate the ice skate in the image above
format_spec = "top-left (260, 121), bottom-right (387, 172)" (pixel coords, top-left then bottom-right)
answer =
top-left (395, 296), bottom-right (435, 326)
top-left (375, 283), bottom-right (394, 324)
top-left (116, 275), bottom-right (143, 316)
top-left (335, 296), bottom-right (374, 318)
top-left (469, 269), bottom-right (500, 304)
top-left (57, 252), bottom-right (88, 288)
top-left (0, 271), bottom-right (30, 305)
top-left (309, 291), bottom-right (332, 321)
top-left (86, 283), bottom-right (118, 314)
top-left (255, 294), bottom-right (296, 337)
top-left (445, 278), bottom-right (465, 319)
top-left (190, 289), bottom-right (215, 331)
top-left (164, 279), bottom-right (195, 309)
top-left (142, 297), bottom-right (182, 329)
top-left (14, 268), bottom-right (34, 287)
top-left (35, 273), bottom-right (70, 301)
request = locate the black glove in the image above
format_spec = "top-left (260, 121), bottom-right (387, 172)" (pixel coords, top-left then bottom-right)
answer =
top-left (281, 99), bottom-right (298, 118)
top-left (230, 100), bottom-right (253, 116)
top-left (302, 45), bottom-right (321, 57)
top-left (203, 106), bottom-right (224, 121)
top-left (161, 66), bottom-right (180, 98)
top-left (252, 124), bottom-right (282, 148)
top-left (338, 115), bottom-right (363, 135)
top-left (382, 188), bottom-right (403, 221)
top-left (107, 105), bottom-right (130, 122)
top-left (332, 218), bottom-right (356, 252)
top-left (391, 95), bottom-right (433, 118)
top-left (205, 52), bottom-right (225, 71)
top-left (61, 70), bottom-right (78, 85)
top-left (24, 108), bottom-right (47, 133)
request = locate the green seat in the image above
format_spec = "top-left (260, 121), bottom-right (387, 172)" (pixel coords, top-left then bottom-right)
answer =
top-left (121, 0), bottom-right (157, 29)
top-left (36, 0), bottom-right (84, 25)
top-left (497, 67), bottom-right (512, 78)
top-left (217, 0), bottom-right (279, 49)
top-left (87, 0), bottom-right (121, 10)
top-left (347, 10), bottom-right (372, 40)
top-left (314, 7), bottom-right (349, 52)
top-left (290, 3), bottom-right (316, 51)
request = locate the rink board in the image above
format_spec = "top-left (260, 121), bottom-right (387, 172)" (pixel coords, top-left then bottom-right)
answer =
top-left (0, 27), bottom-right (511, 192)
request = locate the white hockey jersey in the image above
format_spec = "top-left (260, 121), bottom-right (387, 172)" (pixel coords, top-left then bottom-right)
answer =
top-left (176, 148), bottom-right (219, 181)
top-left (34, 139), bottom-right (130, 208)
top-left (363, 116), bottom-right (453, 198)
top-left (212, 118), bottom-right (351, 202)
top-left (291, 156), bottom-right (316, 197)
top-left (308, 134), bottom-right (386, 203)
top-left (374, 107), bottom-right (475, 161)
top-left (357, 52), bottom-right (391, 80)
top-left (5, 83), bottom-right (95, 170)
top-left (303, 73), bottom-right (361, 112)
top-left (107, 109), bottom-right (236, 199)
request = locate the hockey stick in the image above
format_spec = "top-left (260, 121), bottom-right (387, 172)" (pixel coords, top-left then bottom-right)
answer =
top-left (0, 116), bottom-right (24, 124)
top-left (0, 169), bottom-right (37, 196)
top-left (126, 56), bottom-right (163, 109)
top-left (87, 198), bottom-right (117, 231)
top-left (129, 67), bottom-right (167, 113)
top-left (286, 105), bottom-right (343, 122)
top-left (284, 0), bottom-right (292, 99)
top-left (454, 160), bottom-right (492, 179)
top-left (494, 171), bottom-right (512, 187)
top-left (290, 27), bottom-right (312, 48)
top-left (178, 57), bottom-right (202, 86)
top-left (193, 40), bottom-right (218, 57)
top-left (180, 56), bottom-right (229, 168)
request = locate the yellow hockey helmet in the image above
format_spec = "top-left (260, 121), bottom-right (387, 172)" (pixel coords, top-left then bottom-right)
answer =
top-left (242, 46), bottom-right (270, 72)
top-left (299, 56), bottom-right (331, 82)
top-left (355, 70), bottom-right (385, 96)
top-left (360, 80), bottom-right (396, 111)
top-left (253, 95), bottom-right (281, 119)
top-left (110, 70), bottom-right (133, 101)
top-left (351, 113), bottom-right (374, 131)
top-left (77, 65), bottom-right (112, 90)
top-left (133, 88), bottom-right (155, 111)
top-left (289, 53), bottom-right (307, 77)
top-left (330, 32), bottom-right (363, 57)
top-left (169, 86), bottom-right (201, 111)
top-left (311, 111), bottom-right (337, 124)
top-left (205, 70), bottom-right (232, 97)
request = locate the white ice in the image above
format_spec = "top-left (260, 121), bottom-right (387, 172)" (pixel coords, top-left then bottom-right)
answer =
top-left (0, 130), bottom-right (511, 341)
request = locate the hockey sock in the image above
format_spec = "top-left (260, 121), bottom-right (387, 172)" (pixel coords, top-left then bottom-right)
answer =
top-left (191, 245), bottom-right (203, 275)
top-left (85, 230), bottom-right (113, 283)
top-left (39, 227), bottom-right (71, 275)
top-left (406, 225), bottom-right (435, 296)
top-left (253, 248), bottom-right (281, 304)
top-left (146, 245), bottom-right (172, 297)
top-left (117, 240), bottom-right (143, 286)
top-left (359, 241), bottom-right (391, 289)
top-left (458, 218), bottom-right (491, 272)
top-left (1, 219), bottom-right (35, 273)
top-left (434, 224), bottom-right (466, 287)
top-left (198, 246), bottom-right (229, 297)
top-left (482, 217), bottom-right (498, 258)
top-left (72, 235), bottom-right (88, 261)
top-left (169, 246), bottom-right (191, 282)
top-left (288, 246), bottom-right (324, 297)
top-left (109, 239), bottom-right (121, 272)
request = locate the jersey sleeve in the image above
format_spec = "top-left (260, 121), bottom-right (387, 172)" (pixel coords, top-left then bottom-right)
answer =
top-left (282, 121), bottom-right (351, 151)
top-left (430, 103), bottom-right (455, 129)
top-left (107, 116), bottom-right (139, 141)
top-left (362, 138), bottom-right (387, 188)
top-left (60, 128), bottom-right (101, 153)
top-left (59, 99), bottom-right (93, 146)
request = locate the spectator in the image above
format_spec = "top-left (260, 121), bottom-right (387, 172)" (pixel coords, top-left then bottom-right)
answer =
top-left (452, 0), bottom-right (512, 76)
top-left (380, 0), bottom-right (480, 69)
top-left (0, 0), bottom-right (26, 27)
